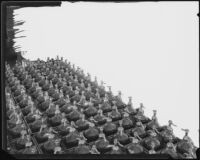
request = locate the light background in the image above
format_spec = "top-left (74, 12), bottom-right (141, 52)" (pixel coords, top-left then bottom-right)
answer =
top-left (13, 1), bottom-right (199, 146)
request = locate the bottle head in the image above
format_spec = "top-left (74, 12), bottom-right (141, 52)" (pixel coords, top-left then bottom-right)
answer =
top-left (41, 117), bottom-right (46, 123)
top-left (150, 142), bottom-right (156, 149)
top-left (21, 129), bottom-right (27, 136)
top-left (75, 85), bottom-right (79, 90)
top-left (55, 105), bottom-right (59, 110)
top-left (98, 109), bottom-right (102, 115)
top-left (182, 128), bottom-right (189, 134)
top-left (113, 138), bottom-right (118, 145)
top-left (140, 103), bottom-right (144, 109)
top-left (168, 120), bottom-right (176, 126)
top-left (89, 97), bottom-right (93, 102)
top-left (118, 120), bottom-right (122, 126)
top-left (55, 138), bottom-right (61, 146)
top-left (94, 76), bottom-right (97, 82)
top-left (133, 131), bottom-right (139, 137)
top-left (81, 114), bottom-right (85, 120)
top-left (107, 86), bottom-right (112, 92)
top-left (131, 136), bottom-right (139, 143)
top-left (118, 126), bottom-right (124, 133)
top-left (80, 108), bottom-right (84, 113)
top-left (69, 127), bottom-right (76, 132)
top-left (91, 145), bottom-right (97, 150)
top-left (61, 112), bottom-right (66, 117)
top-left (99, 126), bottom-right (104, 133)
top-left (98, 104), bottom-right (102, 109)
top-left (60, 91), bottom-right (64, 98)
top-left (78, 138), bottom-right (85, 145)
top-left (112, 100), bottom-right (117, 105)
top-left (73, 100), bottom-right (77, 105)
top-left (81, 91), bottom-right (85, 95)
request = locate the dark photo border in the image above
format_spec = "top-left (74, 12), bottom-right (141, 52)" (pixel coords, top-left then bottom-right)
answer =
top-left (1, 1), bottom-right (199, 159)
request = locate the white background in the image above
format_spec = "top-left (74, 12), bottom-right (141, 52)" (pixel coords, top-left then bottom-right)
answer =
top-left (13, 1), bottom-right (199, 147)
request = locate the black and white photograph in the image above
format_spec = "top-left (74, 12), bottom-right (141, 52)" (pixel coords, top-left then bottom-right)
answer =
top-left (1, 1), bottom-right (199, 159)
